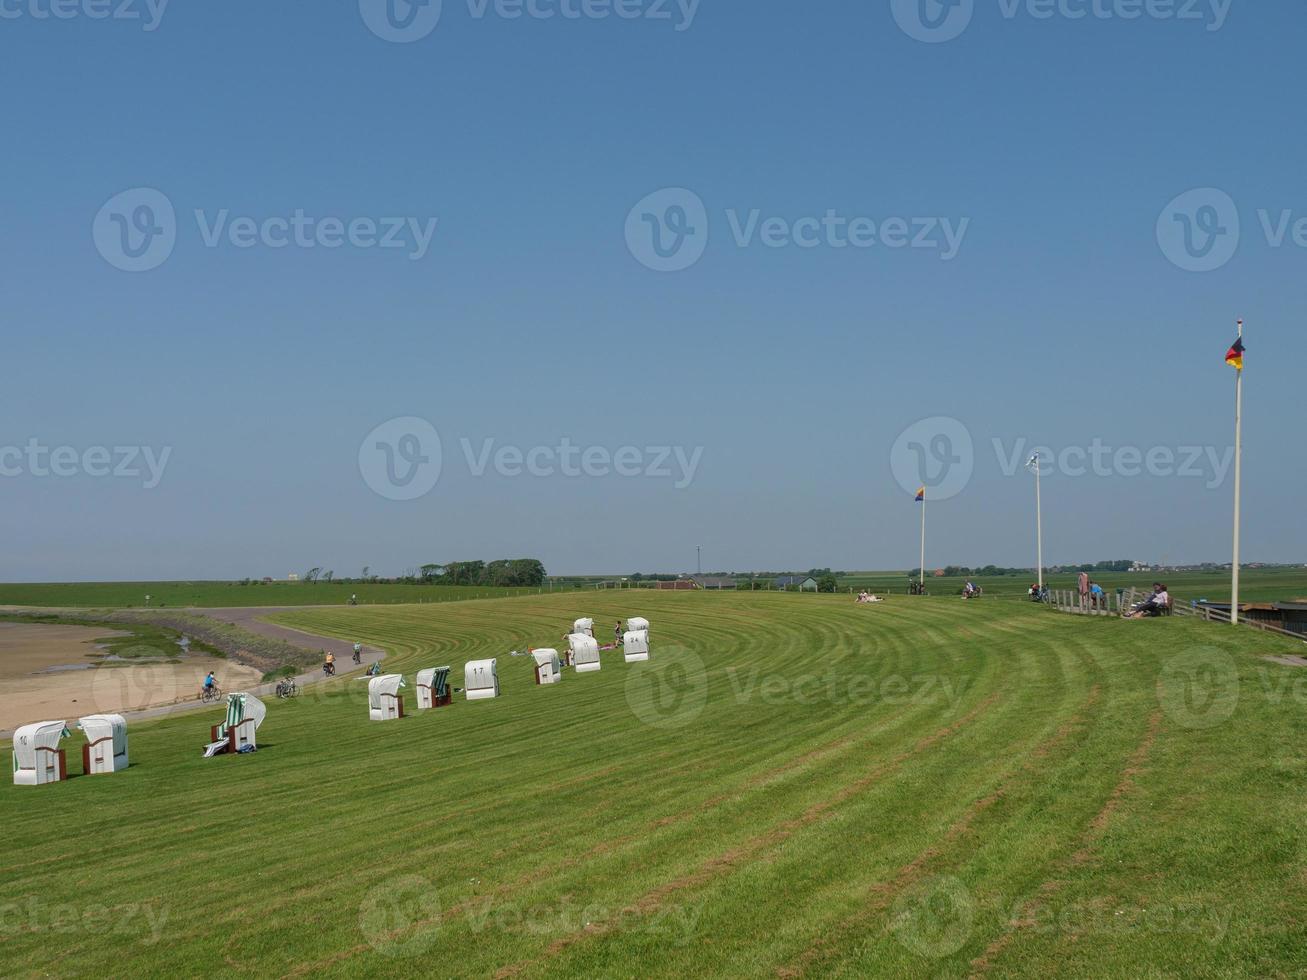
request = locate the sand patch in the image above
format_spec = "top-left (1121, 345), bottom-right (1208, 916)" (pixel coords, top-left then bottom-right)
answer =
top-left (0, 622), bottom-right (262, 731)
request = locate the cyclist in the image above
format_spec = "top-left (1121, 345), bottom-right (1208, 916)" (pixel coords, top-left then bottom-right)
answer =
top-left (352, 642), bottom-right (362, 664)
top-left (202, 671), bottom-right (217, 700)
top-left (324, 651), bottom-right (336, 676)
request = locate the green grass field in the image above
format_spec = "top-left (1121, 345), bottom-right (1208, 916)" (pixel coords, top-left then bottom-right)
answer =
top-left (3, 567), bottom-right (1304, 609)
top-left (2, 592), bottom-right (1304, 977)
top-left (0, 581), bottom-right (545, 609)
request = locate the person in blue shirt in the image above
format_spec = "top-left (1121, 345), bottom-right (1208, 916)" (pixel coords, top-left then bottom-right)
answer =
top-left (1089, 581), bottom-right (1105, 609)
top-left (202, 671), bottom-right (217, 698)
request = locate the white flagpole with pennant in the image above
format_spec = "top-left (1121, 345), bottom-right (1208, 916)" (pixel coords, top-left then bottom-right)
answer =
top-left (1230, 319), bottom-right (1244, 625)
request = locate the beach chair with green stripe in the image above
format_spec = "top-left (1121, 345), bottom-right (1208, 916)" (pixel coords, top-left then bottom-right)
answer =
top-left (204, 693), bottom-right (267, 757)
top-left (416, 667), bottom-right (452, 709)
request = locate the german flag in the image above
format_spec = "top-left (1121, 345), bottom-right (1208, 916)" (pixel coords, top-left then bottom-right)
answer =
top-left (915, 486), bottom-right (925, 502)
top-left (1225, 337), bottom-right (1245, 371)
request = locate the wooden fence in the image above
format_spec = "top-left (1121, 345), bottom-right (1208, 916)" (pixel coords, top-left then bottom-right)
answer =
top-left (1047, 586), bottom-right (1306, 644)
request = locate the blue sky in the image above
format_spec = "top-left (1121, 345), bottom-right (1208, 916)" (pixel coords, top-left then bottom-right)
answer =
top-left (2, 0), bottom-right (1303, 580)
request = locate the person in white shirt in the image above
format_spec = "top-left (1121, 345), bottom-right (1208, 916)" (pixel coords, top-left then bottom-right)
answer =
top-left (1129, 583), bottom-right (1170, 618)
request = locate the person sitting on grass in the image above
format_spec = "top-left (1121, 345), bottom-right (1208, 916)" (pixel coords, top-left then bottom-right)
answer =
top-left (1128, 582), bottom-right (1170, 619)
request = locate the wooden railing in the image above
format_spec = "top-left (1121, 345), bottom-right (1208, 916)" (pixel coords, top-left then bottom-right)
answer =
top-left (1047, 585), bottom-right (1305, 644)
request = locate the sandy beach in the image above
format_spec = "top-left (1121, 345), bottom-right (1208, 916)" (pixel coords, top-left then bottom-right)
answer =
top-left (0, 622), bottom-right (263, 731)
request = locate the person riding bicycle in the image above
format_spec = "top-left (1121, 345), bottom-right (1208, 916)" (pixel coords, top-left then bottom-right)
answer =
top-left (202, 671), bottom-right (217, 698)
top-left (352, 642), bottom-right (362, 664)
top-left (324, 652), bottom-right (336, 676)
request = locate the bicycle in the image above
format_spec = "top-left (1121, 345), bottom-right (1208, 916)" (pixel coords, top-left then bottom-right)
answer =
top-left (200, 685), bottom-right (224, 704)
top-left (276, 678), bottom-right (299, 699)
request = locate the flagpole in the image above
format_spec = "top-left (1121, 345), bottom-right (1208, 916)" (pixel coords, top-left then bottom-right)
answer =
top-left (919, 493), bottom-right (926, 589)
top-left (1035, 455), bottom-right (1044, 592)
top-left (1231, 319), bottom-right (1243, 625)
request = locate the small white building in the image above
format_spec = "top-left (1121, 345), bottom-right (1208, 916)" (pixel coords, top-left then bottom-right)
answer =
top-left (12, 720), bottom-right (69, 786)
top-left (415, 667), bottom-right (452, 709)
top-left (623, 629), bottom-right (650, 663)
top-left (569, 634), bottom-right (601, 673)
top-left (465, 659), bottom-right (500, 700)
top-left (77, 714), bottom-right (128, 774)
top-left (532, 649), bottom-right (562, 685)
top-left (204, 694), bottom-right (267, 757)
top-left (572, 617), bottom-right (594, 637)
top-left (368, 675), bottom-right (407, 720)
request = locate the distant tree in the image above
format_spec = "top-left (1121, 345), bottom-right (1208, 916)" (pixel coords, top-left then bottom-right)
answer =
top-left (816, 573), bottom-right (838, 593)
top-left (361, 565), bottom-right (370, 581)
top-left (304, 567), bottom-right (322, 584)
top-left (420, 563), bottom-right (445, 583)
top-left (323, 570), bottom-right (334, 584)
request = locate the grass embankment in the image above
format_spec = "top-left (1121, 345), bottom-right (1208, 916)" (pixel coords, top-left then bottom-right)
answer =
top-left (1, 592), bottom-right (1303, 977)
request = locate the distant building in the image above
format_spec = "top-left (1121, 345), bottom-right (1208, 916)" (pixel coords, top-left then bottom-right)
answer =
top-left (774, 575), bottom-right (818, 591)
top-left (691, 575), bottom-right (738, 590)
top-left (287, 573), bottom-right (300, 582)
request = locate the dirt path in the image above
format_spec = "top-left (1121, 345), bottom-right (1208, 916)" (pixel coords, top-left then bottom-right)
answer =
top-left (0, 606), bottom-right (383, 738)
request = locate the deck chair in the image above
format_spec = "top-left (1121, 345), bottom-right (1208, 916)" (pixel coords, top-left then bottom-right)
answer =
top-left (12, 721), bottom-right (70, 786)
top-left (416, 667), bottom-right (452, 709)
top-left (204, 694), bottom-right (267, 756)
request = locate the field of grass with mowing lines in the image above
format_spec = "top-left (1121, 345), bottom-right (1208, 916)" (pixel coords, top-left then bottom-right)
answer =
top-left (1, 592), bottom-right (1304, 978)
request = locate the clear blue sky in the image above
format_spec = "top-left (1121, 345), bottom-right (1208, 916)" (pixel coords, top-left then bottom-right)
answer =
top-left (2, 0), bottom-right (1303, 580)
